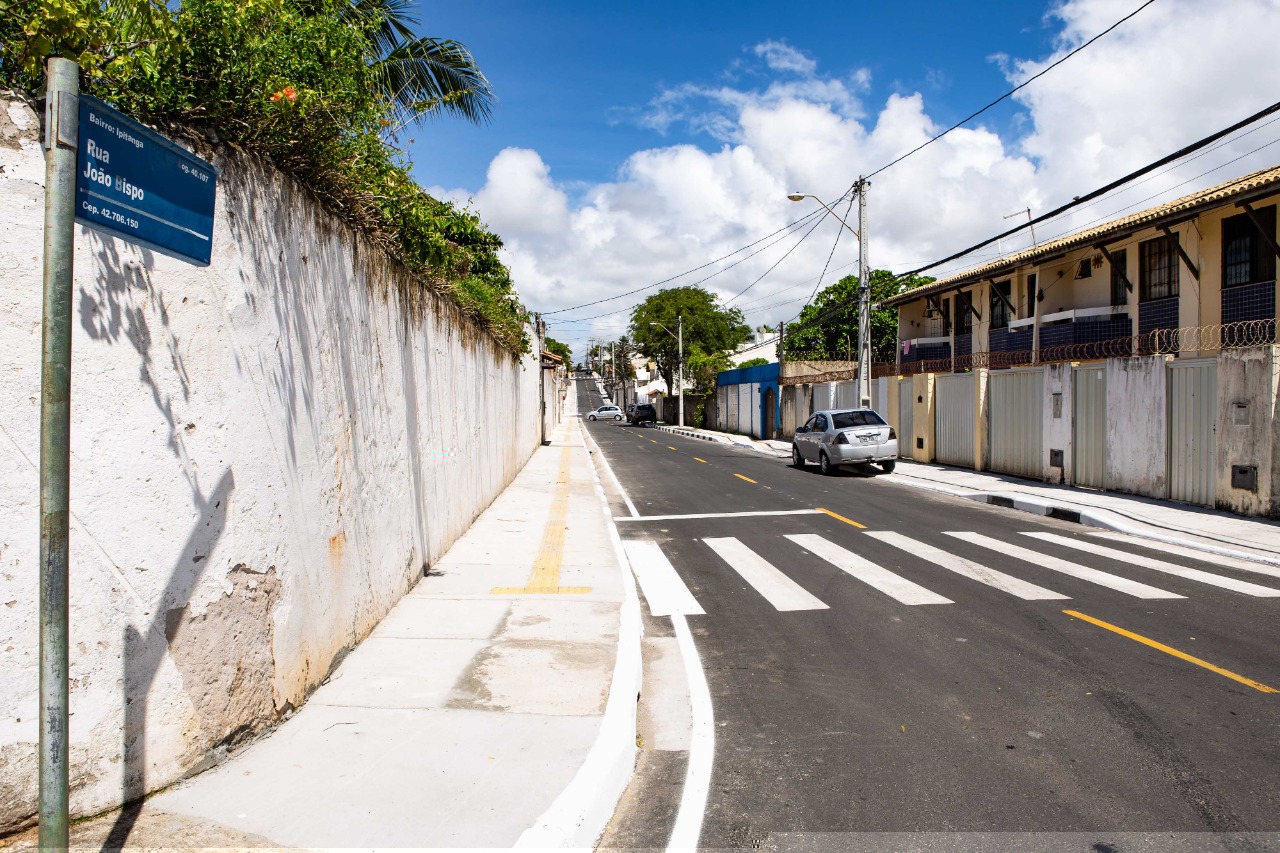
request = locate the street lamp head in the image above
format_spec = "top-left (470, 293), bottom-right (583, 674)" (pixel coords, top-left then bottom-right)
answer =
top-left (787, 193), bottom-right (807, 202)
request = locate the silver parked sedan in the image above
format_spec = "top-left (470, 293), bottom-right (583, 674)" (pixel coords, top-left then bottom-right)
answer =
top-left (791, 408), bottom-right (898, 475)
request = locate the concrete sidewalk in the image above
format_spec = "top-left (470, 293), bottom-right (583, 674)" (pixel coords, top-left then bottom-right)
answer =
top-left (5, 400), bottom-right (640, 850)
top-left (660, 423), bottom-right (1280, 567)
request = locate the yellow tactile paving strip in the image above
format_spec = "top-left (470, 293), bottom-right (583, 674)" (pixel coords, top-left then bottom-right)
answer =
top-left (491, 443), bottom-right (592, 595)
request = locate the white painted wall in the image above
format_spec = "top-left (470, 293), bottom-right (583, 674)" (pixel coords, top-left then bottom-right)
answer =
top-left (1042, 363), bottom-right (1073, 484)
top-left (1214, 346), bottom-right (1279, 516)
top-left (1103, 356), bottom-right (1169, 498)
top-left (0, 96), bottom-right (542, 828)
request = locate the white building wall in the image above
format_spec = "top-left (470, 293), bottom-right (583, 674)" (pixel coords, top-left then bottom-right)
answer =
top-left (0, 97), bottom-right (541, 828)
top-left (1105, 355), bottom-right (1169, 498)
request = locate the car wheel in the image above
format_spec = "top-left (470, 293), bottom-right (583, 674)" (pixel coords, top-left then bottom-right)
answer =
top-left (615, 414), bottom-right (623, 421)
top-left (819, 452), bottom-right (834, 476)
top-left (880, 459), bottom-right (896, 474)
top-left (589, 415), bottom-right (596, 421)
top-left (791, 445), bottom-right (806, 468)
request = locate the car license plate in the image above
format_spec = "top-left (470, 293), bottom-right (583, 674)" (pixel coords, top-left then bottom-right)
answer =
top-left (858, 433), bottom-right (876, 444)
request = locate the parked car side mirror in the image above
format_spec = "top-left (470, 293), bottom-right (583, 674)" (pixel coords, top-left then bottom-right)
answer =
top-left (795, 426), bottom-right (808, 433)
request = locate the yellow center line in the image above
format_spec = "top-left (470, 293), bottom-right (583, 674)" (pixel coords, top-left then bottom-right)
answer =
top-left (668, 446), bottom-right (678, 451)
top-left (734, 474), bottom-right (757, 483)
top-left (816, 507), bottom-right (866, 529)
top-left (491, 445), bottom-right (591, 595)
top-left (693, 457), bottom-right (708, 464)
top-left (1063, 610), bottom-right (1277, 694)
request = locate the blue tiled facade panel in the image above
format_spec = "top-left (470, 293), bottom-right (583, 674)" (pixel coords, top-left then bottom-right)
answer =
top-left (1138, 297), bottom-right (1179, 337)
top-left (1222, 279), bottom-right (1276, 325)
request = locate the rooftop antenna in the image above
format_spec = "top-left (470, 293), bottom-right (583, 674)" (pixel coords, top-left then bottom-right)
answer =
top-left (1004, 207), bottom-right (1037, 248)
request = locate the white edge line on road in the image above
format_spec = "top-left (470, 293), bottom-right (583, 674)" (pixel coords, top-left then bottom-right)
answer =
top-left (617, 509), bottom-right (825, 522)
top-left (514, 415), bottom-right (642, 849)
top-left (667, 613), bottom-right (714, 852)
top-left (581, 415), bottom-right (640, 518)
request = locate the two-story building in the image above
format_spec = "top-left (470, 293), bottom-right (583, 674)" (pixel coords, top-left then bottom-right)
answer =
top-left (886, 165), bottom-right (1280, 371)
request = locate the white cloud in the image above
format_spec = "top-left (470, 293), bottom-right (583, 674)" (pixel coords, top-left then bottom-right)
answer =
top-left (435, 0), bottom-right (1280, 357)
top-left (753, 40), bottom-right (818, 76)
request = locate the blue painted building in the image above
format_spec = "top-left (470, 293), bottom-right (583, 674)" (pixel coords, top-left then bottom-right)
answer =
top-left (715, 362), bottom-right (781, 439)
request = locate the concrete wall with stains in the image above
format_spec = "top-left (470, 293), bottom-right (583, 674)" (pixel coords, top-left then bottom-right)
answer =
top-left (0, 95), bottom-right (542, 830)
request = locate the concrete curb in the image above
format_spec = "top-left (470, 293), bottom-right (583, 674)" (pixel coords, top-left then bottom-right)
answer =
top-left (515, 417), bottom-right (643, 849)
top-left (653, 424), bottom-right (731, 444)
top-left (887, 473), bottom-right (1280, 568)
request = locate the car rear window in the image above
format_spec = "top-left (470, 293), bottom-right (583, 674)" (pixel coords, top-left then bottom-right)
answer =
top-left (832, 410), bottom-right (886, 429)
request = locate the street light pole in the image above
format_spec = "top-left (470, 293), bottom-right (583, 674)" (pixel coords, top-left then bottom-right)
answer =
top-left (856, 178), bottom-right (871, 409)
top-left (787, 185), bottom-right (872, 407)
top-left (677, 315), bottom-right (684, 427)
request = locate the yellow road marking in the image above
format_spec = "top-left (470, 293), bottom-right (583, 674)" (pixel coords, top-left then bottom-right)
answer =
top-left (668, 446), bottom-right (678, 451)
top-left (491, 445), bottom-right (592, 595)
top-left (1063, 610), bottom-right (1277, 694)
top-left (650, 439), bottom-right (658, 443)
top-left (693, 457), bottom-right (708, 464)
top-left (734, 474), bottom-right (757, 483)
top-left (816, 507), bottom-right (866, 529)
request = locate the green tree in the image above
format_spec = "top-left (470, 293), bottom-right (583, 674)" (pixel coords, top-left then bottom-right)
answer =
top-left (737, 357), bottom-right (769, 369)
top-left (341, 0), bottom-right (494, 131)
top-left (542, 336), bottom-right (572, 364)
top-left (783, 270), bottom-right (934, 363)
top-left (629, 286), bottom-right (751, 395)
top-left (686, 346), bottom-right (733, 393)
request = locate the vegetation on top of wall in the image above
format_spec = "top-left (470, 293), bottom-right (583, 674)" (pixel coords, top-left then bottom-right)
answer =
top-left (0, 0), bottom-right (530, 353)
top-left (783, 270), bottom-right (935, 363)
top-left (542, 336), bottom-right (572, 364)
top-left (737, 357), bottom-right (769, 369)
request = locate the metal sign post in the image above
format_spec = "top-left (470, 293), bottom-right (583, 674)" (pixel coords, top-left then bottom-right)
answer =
top-left (38, 59), bottom-right (218, 849)
top-left (39, 55), bottom-right (79, 853)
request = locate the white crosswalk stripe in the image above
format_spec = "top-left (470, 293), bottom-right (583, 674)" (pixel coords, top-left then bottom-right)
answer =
top-left (945, 532), bottom-right (1184, 599)
top-left (702, 538), bottom-right (829, 611)
top-left (1022, 532), bottom-right (1280, 597)
top-left (1089, 531), bottom-right (1280, 580)
top-left (786, 534), bottom-right (953, 605)
top-left (866, 531), bottom-right (1070, 601)
top-left (624, 539), bottom-right (705, 617)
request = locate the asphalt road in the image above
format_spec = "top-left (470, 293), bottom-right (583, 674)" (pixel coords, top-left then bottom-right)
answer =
top-left (581, 381), bottom-right (1280, 852)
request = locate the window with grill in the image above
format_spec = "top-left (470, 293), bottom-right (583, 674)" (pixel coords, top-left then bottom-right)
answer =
top-left (1139, 234), bottom-right (1179, 302)
top-left (1222, 205), bottom-right (1276, 288)
top-left (957, 291), bottom-right (974, 334)
top-left (1109, 248), bottom-right (1129, 306)
top-left (990, 280), bottom-right (1012, 329)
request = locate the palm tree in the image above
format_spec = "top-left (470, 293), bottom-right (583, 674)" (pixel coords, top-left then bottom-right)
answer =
top-left (341, 0), bottom-right (495, 132)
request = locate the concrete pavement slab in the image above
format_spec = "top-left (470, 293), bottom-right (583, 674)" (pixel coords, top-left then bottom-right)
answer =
top-left (126, 410), bottom-right (642, 849)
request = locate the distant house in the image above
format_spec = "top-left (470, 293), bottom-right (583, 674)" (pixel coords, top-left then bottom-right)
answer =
top-left (884, 165), bottom-right (1280, 371)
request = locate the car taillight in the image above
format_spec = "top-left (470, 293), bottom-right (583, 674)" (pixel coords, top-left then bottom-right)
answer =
top-left (836, 432), bottom-right (849, 445)
top-left (888, 427), bottom-right (896, 440)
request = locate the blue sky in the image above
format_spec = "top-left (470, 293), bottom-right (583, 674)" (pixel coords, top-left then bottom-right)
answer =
top-left (401, 1), bottom-right (1280, 355)
top-left (410, 0), bottom-right (1060, 192)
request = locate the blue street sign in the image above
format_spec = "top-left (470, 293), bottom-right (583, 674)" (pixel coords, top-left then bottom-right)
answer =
top-left (74, 95), bottom-right (217, 266)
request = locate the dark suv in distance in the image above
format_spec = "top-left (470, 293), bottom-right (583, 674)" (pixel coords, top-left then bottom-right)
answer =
top-left (628, 403), bottom-right (657, 426)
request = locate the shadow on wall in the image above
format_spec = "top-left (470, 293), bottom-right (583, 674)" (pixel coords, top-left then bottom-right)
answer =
top-left (101, 469), bottom-right (254, 849)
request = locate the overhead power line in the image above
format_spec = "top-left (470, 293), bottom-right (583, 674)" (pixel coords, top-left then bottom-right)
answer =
top-left (866, 0), bottom-right (1159, 181)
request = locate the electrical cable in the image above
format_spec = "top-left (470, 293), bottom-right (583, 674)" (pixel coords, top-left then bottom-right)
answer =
top-left (865, 0), bottom-right (1159, 181)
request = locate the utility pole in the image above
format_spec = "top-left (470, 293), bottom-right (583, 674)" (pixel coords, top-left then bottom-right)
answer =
top-left (856, 177), bottom-right (872, 409)
top-left (677, 315), bottom-right (684, 427)
top-left (40, 56), bottom-right (78, 852)
top-left (535, 313), bottom-right (547, 446)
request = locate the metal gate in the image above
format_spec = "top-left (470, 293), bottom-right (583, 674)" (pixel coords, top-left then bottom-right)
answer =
top-left (1168, 359), bottom-right (1217, 506)
top-left (726, 385), bottom-right (739, 433)
top-left (716, 386), bottom-right (728, 431)
top-left (1073, 366), bottom-right (1106, 489)
top-left (935, 373), bottom-right (975, 467)
top-left (834, 380), bottom-right (858, 409)
top-left (988, 368), bottom-right (1043, 478)
top-left (747, 382), bottom-right (761, 437)
top-left (897, 378), bottom-right (913, 457)
top-left (781, 386), bottom-right (798, 437)
top-left (738, 383), bottom-right (753, 436)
